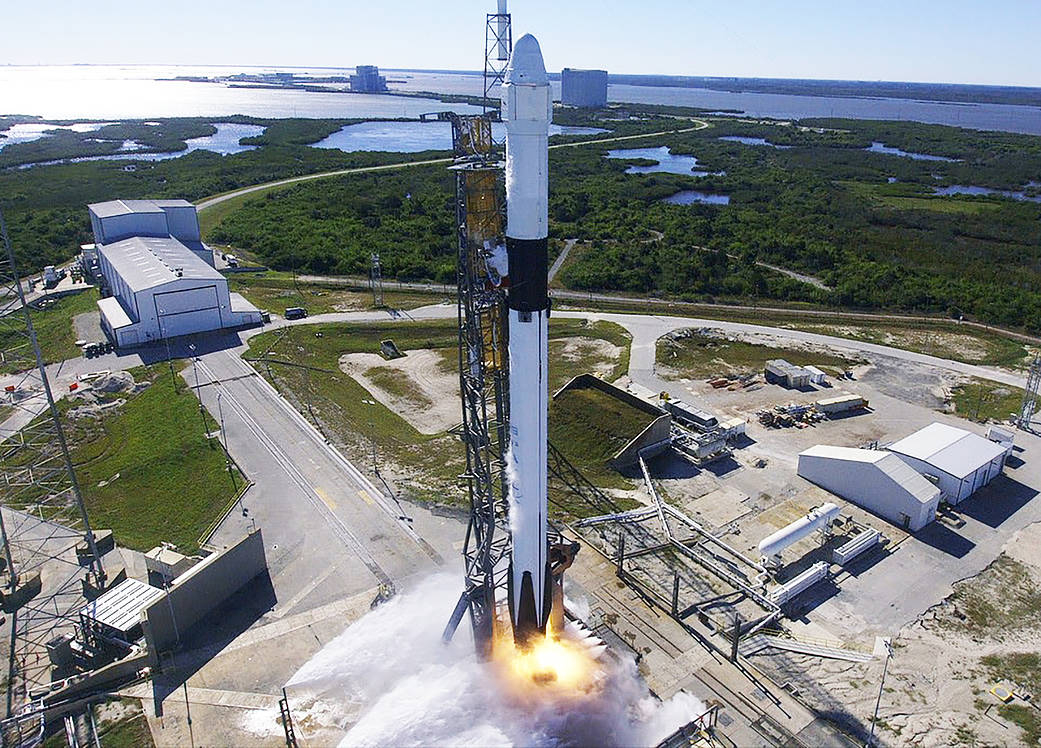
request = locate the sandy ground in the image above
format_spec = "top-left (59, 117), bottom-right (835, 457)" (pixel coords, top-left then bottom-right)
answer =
top-left (551, 336), bottom-right (624, 381)
top-left (340, 348), bottom-right (459, 435)
top-left (747, 522), bottom-right (1041, 747)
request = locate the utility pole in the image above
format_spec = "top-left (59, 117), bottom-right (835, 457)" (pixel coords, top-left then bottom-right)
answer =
top-left (369, 253), bottom-right (384, 308)
top-left (188, 343), bottom-right (208, 438)
top-left (868, 639), bottom-right (894, 746)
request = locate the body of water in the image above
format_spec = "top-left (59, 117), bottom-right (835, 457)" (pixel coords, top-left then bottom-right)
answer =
top-left (312, 120), bottom-right (607, 153)
top-left (605, 146), bottom-right (718, 176)
top-left (2, 66), bottom-right (1040, 135)
top-left (932, 184), bottom-right (1041, 203)
top-left (661, 190), bottom-right (730, 205)
top-left (864, 141), bottom-right (960, 161)
top-left (18, 123), bottom-right (266, 168)
top-left (0, 121), bottom-right (116, 149)
top-left (718, 135), bottom-right (791, 149)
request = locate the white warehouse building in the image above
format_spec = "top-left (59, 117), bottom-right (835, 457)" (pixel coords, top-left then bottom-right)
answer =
top-left (798, 445), bottom-right (940, 531)
top-left (887, 422), bottom-right (1007, 504)
top-left (88, 200), bottom-right (262, 347)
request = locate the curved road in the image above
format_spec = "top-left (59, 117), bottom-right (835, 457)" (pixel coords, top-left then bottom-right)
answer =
top-left (194, 120), bottom-right (710, 212)
top-left (256, 304), bottom-right (1028, 390)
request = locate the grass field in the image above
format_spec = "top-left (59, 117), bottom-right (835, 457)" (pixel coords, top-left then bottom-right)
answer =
top-left (656, 329), bottom-right (857, 379)
top-left (64, 364), bottom-right (243, 553)
top-left (244, 318), bottom-right (633, 505)
top-left (950, 378), bottom-right (1024, 423)
top-left (944, 556), bottom-right (1041, 636)
top-left (0, 288), bottom-right (98, 372)
top-left (228, 271), bottom-right (440, 315)
top-left (837, 181), bottom-right (1003, 215)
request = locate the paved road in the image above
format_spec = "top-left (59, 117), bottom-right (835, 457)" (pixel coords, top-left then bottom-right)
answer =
top-left (194, 120), bottom-right (709, 213)
top-left (190, 345), bottom-right (445, 614)
top-left (548, 238), bottom-right (577, 282)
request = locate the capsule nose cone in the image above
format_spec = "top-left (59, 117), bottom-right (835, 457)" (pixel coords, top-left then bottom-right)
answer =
top-left (505, 33), bottom-right (548, 86)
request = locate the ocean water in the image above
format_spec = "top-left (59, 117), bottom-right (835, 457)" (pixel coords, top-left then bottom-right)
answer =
top-left (1, 65), bottom-right (1040, 135)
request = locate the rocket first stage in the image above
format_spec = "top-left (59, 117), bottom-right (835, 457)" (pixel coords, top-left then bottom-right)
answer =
top-left (503, 33), bottom-right (553, 646)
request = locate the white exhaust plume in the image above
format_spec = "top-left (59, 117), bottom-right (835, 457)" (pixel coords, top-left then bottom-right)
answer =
top-left (284, 574), bottom-right (706, 747)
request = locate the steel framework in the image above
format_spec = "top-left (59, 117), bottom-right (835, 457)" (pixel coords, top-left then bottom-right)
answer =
top-left (1017, 354), bottom-right (1041, 431)
top-left (441, 115), bottom-right (513, 657)
top-left (0, 210), bottom-right (105, 721)
top-left (439, 4), bottom-right (514, 659)
top-left (369, 252), bottom-right (384, 308)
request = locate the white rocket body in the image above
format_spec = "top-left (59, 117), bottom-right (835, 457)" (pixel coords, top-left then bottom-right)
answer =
top-left (503, 33), bottom-right (553, 646)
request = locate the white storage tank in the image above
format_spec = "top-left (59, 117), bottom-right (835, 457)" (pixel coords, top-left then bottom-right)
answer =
top-left (758, 503), bottom-right (840, 562)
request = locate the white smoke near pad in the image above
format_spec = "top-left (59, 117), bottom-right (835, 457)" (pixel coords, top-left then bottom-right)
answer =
top-left (286, 574), bottom-right (705, 747)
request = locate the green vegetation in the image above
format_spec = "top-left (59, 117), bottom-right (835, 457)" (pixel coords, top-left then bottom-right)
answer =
top-left (996, 704), bottom-right (1041, 746)
top-left (0, 116), bottom-right (449, 274)
top-left (981, 652), bottom-right (1041, 694)
top-left (950, 379), bottom-right (1024, 423)
top-left (205, 110), bottom-right (1041, 333)
top-left (656, 329), bottom-right (856, 378)
top-left (95, 701), bottom-right (156, 748)
top-left (243, 318), bottom-right (632, 504)
top-left (64, 365), bottom-right (243, 553)
top-left (944, 555), bottom-right (1041, 635)
top-left (550, 384), bottom-right (652, 492)
top-left (0, 289), bottom-right (98, 373)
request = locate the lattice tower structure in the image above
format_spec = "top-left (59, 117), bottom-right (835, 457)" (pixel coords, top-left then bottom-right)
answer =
top-left (1017, 354), bottom-right (1041, 431)
top-left (369, 252), bottom-right (384, 308)
top-left (443, 112), bottom-right (514, 658)
top-left (0, 210), bottom-right (105, 721)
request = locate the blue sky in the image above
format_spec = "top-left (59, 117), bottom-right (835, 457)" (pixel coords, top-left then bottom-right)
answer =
top-left (5, 0), bottom-right (1039, 86)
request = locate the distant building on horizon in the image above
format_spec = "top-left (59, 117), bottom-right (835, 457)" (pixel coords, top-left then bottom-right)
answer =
top-left (561, 68), bottom-right (608, 108)
top-left (350, 65), bottom-right (388, 93)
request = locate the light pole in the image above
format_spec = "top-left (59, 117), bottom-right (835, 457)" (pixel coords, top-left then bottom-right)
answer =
top-left (158, 309), bottom-right (177, 392)
top-left (868, 639), bottom-right (894, 746)
top-left (216, 391), bottom-right (241, 498)
top-left (188, 342), bottom-right (208, 438)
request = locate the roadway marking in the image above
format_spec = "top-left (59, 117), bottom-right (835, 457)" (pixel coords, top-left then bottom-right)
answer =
top-left (315, 487), bottom-right (337, 510)
top-left (357, 489), bottom-right (374, 506)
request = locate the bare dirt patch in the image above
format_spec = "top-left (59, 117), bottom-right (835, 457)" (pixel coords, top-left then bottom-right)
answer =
top-left (339, 349), bottom-right (459, 435)
top-left (748, 525), bottom-right (1041, 747)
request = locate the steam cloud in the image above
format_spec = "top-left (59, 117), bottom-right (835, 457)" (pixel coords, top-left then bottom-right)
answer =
top-left (286, 573), bottom-right (705, 747)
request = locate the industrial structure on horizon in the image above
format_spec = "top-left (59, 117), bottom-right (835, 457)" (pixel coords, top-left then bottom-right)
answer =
top-left (561, 68), bottom-right (608, 108)
top-left (350, 65), bottom-right (388, 93)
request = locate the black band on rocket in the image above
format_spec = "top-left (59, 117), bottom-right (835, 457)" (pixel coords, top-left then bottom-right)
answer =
top-left (506, 237), bottom-right (549, 312)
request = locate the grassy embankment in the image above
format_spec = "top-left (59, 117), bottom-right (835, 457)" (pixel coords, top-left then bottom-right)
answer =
top-left (243, 318), bottom-right (633, 509)
top-left (949, 378), bottom-right (1025, 423)
top-left (63, 364), bottom-right (243, 553)
top-left (655, 330), bottom-right (858, 379)
top-left (550, 384), bottom-right (653, 498)
top-left (227, 271), bottom-right (442, 314)
top-left (0, 289), bottom-right (99, 373)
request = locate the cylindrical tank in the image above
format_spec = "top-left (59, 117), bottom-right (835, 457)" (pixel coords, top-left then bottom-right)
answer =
top-left (758, 503), bottom-right (840, 559)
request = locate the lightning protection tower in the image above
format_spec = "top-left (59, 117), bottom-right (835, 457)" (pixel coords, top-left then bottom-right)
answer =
top-left (0, 209), bottom-right (105, 727)
top-left (1017, 354), bottom-right (1041, 431)
top-left (369, 252), bottom-right (384, 308)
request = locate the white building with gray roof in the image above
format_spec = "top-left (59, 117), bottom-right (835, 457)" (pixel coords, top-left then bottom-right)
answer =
top-left (88, 200), bottom-right (261, 347)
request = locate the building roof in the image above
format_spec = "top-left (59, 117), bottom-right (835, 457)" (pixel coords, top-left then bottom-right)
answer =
top-left (80, 577), bottom-right (164, 635)
top-left (97, 296), bottom-right (135, 328)
top-left (88, 198), bottom-right (193, 219)
top-left (800, 445), bottom-right (940, 505)
top-left (99, 236), bottom-right (222, 292)
top-left (887, 422), bottom-right (1007, 480)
